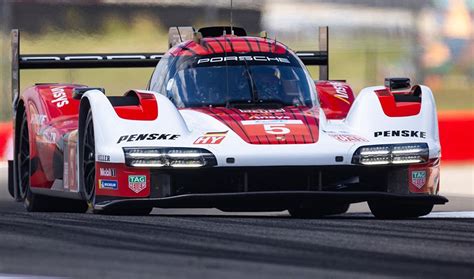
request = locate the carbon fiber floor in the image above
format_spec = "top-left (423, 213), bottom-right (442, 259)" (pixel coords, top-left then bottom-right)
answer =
top-left (0, 200), bottom-right (473, 278)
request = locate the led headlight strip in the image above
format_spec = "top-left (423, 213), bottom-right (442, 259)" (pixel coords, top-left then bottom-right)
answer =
top-left (352, 143), bottom-right (429, 166)
top-left (123, 147), bottom-right (217, 168)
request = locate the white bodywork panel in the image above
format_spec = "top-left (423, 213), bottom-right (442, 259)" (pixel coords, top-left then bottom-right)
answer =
top-left (83, 86), bottom-right (440, 167)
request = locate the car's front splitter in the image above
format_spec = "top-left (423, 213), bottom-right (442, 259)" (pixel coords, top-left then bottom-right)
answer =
top-left (93, 191), bottom-right (448, 212)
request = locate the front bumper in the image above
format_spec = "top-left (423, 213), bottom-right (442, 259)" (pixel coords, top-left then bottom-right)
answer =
top-left (94, 191), bottom-right (448, 212)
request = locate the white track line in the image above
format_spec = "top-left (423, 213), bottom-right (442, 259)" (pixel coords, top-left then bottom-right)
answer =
top-left (0, 274), bottom-right (67, 279)
top-left (423, 211), bottom-right (474, 218)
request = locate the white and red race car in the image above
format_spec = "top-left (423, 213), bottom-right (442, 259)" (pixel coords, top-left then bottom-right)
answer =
top-left (8, 26), bottom-right (447, 218)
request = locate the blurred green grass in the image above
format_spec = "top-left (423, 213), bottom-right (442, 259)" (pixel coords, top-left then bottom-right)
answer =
top-left (11, 19), bottom-right (473, 122)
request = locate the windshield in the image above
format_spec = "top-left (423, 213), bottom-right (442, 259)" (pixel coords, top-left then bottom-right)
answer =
top-left (164, 54), bottom-right (316, 108)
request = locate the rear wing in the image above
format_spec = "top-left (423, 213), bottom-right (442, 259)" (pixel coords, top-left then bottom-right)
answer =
top-left (11, 27), bottom-right (329, 111)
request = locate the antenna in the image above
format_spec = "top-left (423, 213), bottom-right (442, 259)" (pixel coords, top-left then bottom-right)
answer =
top-left (230, 0), bottom-right (234, 35)
top-left (176, 26), bottom-right (183, 42)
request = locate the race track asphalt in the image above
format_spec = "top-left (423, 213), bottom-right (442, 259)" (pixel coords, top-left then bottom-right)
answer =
top-left (0, 196), bottom-right (473, 278)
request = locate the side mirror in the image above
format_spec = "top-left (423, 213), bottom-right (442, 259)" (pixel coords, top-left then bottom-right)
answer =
top-left (73, 87), bottom-right (105, 100)
top-left (385, 77), bottom-right (410, 91)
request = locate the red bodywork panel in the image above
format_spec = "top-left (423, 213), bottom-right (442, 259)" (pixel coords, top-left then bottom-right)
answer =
top-left (23, 84), bottom-right (83, 189)
top-left (169, 36), bottom-right (288, 57)
top-left (188, 106), bottom-right (319, 144)
top-left (316, 81), bottom-right (355, 120)
top-left (23, 84), bottom-right (158, 193)
top-left (408, 159), bottom-right (440, 194)
top-left (375, 89), bottom-right (421, 117)
top-left (114, 91), bottom-right (158, 121)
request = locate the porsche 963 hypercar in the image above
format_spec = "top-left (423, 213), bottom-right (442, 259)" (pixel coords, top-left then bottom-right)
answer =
top-left (7, 26), bottom-right (447, 218)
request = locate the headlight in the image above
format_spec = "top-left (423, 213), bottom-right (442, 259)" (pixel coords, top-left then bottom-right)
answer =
top-left (352, 143), bottom-right (429, 166)
top-left (123, 147), bottom-right (217, 168)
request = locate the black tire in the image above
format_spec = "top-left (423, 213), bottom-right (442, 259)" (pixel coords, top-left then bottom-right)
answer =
top-left (289, 203), bottom-right (350, 219)
top-left (368, 201), bottom-right (433, 219)
top-left (80, 109), bottom-right (96, 208)
top-left (79, 108), bottom-right (151, 216)
top-left (16, 110), bottom-right (29, 202)
top-left (18, 110), bottom-right (87, 213)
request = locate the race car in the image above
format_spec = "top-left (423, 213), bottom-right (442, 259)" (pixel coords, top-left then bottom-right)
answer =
top-left (7, 26), bottom-right (447, 218)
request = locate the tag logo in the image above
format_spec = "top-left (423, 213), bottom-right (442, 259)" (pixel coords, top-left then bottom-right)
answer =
top-left (99, 180), bottom-right (118, 190)
top-left (411, 171), bottom-right (426, 189)
top-left (128, 175), bottom-right (146, 193)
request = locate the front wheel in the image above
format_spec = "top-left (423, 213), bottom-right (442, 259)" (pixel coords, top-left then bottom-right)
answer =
top-left (289, 203), bottom-right (349, 218)
top-left (368, 201), bottom-right (433, 219)
top-left (80, 109), bottom-right (96, 208)
top-left (79, 108), bottom-right (151, 216)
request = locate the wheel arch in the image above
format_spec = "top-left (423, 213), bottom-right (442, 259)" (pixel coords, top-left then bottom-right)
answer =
top-left (77, 97), bottom-right (92, 198)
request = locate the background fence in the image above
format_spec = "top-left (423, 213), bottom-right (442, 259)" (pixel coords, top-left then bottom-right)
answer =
top-left (0, 0), bottom-right (472, 162)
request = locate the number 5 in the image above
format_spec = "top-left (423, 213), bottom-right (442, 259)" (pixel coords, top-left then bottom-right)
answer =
top-left (264, 124), bottom-right (290, 135)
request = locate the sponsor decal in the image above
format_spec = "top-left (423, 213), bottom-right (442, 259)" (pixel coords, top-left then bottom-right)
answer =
top-left (99, 179), bottom-right (118, 190)
top-left (329, 134), bottom-right (368, 142)
top-left (41, 131), bottom-right (57, 144)
top-left (374, 130), bottom-right (426, 138)
top-left (197, 56), bottom-right (290, 65)
top-left (241, 119), bottom-right (307, 135)
top-left (239, 109), bottom-right (285, 114)
top-left (248, 115), bottom-right (290, 120)
top-left (328, 81), bottom-right (350, 104)
top-left (241, 119), bottom-right (302, 125)
top-left (128, 175), bottom-right (147, 193)
top-left (411, 170), bottom-right (427, 189)
top-left (194, 131), bottom-right (227, 145)
top-left (51, 86), bottom-right (69, 108)
top-left (97, 155), bottom-right (110, 162)
top-left (117, 134), bottom-right (180, 144)
top-left (31, 114), bottom-right (47, 125)
top-left (99, 168), bottom-right (116, 177)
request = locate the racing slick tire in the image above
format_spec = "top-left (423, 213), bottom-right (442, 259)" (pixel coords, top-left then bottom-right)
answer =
top-left (79, 106), bottom-right (152, 216)
top-left (17, 109), bottom-right (88, 213)
top-left (289, 203), bottom-right (350, 218)
top-left (368, 201), bottom-right (433, 219)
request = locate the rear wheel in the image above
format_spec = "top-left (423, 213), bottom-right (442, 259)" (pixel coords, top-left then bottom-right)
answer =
top-left (80, 108), bottom-right (151, 216)
top-left (368, 201), bottom-right (433, 219)
top-left (18, 110), bottom-right (87, 213)
top-left (17, 110), bottom-right (30, 202)
top-left (289, 203), bottom-right (349, 218)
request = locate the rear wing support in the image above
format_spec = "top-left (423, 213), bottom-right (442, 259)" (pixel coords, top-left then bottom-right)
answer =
top-left (319, 26), bottom-right (329, 81)
top-left (10, 27), bottom-right (329, 113)
top-left (11, 30), bottom-right (19, 108)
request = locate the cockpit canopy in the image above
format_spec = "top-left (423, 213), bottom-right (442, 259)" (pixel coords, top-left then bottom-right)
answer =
top-left (148, 37), bottom-right (317, 109)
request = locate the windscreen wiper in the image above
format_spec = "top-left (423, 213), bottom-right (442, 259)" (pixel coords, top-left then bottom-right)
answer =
top-left (241, 59), bottom-right (259, 102)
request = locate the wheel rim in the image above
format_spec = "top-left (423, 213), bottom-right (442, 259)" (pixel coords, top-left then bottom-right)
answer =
top-left (17, 113), bottom-right (29, 199)
top-left (83, 112), bottom-right (96, 202)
